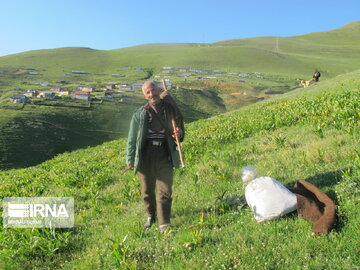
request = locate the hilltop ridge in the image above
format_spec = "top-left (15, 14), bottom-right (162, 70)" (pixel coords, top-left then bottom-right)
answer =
top-left (1, 21), bottom-right (359, 76)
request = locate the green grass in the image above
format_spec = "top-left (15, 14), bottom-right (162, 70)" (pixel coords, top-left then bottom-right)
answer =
top-left (0, 100), bottom-right (139, 169)
top-left (0, 69), bottom-right (359, 269)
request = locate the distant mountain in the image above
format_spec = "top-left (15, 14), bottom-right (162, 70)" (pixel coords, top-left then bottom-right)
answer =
top-left (1, 21), bottom-right (359, 77)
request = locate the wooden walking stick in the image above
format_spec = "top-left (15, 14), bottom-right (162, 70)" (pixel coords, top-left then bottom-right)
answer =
top-left (162, 79), bottom-right (185, 167)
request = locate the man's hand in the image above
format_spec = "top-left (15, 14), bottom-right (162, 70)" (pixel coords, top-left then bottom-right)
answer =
top-left (172, 127), bottom-right (181, 140)
top-left (127, 164), bottom-right (134, 170)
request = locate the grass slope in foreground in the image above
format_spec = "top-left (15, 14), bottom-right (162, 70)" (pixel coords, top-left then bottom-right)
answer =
top-left (0, 70), bottom-right (359, 269)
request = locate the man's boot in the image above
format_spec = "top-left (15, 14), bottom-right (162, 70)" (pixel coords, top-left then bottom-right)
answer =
top-left (159, 223), bottom-right (171, 234)
top-left (143, 217), bottom-right (156, 229)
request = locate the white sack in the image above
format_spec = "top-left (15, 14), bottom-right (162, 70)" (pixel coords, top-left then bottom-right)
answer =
top-left (241, 166), bottom-right (256, 182)
top-left (245, 176), bottom-right (297, 222)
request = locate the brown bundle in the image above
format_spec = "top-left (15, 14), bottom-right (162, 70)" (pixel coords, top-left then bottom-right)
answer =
top-left (290, 180), bottom-right (336, 234)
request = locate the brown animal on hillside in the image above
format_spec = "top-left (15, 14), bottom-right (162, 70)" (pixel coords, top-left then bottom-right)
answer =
top-left (300, 79), bottom-right (313, 87)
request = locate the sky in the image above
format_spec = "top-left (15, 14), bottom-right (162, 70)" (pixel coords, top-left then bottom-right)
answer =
top-left (0, 0), bottom-right (359, 57)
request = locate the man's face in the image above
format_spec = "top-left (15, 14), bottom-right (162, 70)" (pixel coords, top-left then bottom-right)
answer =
top-left (143, 84), bottom-right (161, 106)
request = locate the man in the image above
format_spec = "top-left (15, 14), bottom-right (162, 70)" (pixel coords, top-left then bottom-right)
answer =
top-left (126, 81), bottom-right (184, 233)
top-left (313, 70), bottom-right (321, 82)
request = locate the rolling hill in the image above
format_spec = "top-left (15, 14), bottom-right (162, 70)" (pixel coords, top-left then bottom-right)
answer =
top-left (0, 68), bottom-right (359, 269)
top-left (1, 21), bottom-right (359, 77)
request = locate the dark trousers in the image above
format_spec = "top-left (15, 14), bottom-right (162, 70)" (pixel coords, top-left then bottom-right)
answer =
top-left (138, 142), bottom-right (173, 225)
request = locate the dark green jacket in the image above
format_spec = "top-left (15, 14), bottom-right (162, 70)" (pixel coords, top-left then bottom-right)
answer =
top-left (126, 100), bottom-right (184, 172)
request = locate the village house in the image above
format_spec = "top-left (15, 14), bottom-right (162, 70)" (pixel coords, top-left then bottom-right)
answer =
top-left (196, 70), bottom-right (208, 75)
top-left (131, 83), bottom-right (143, 91)
top-left (35, 82), bottom-right (50, 87)
top-left (58, 90), bottom-right (70, 96)
top-left (23, 90), bottom-right (37, 98)
top-left (73, 91), bottom-right (91, 101)
top-left (116, 84), bottom-right (131, 91)
top-left (162, 67), bottom-right (173, 73)
top-left (72, 70), bottom-right (87, 74)
top-left (51, 87), bottom-right (66, 92)
top-left (190, 69), bottom-right (204, 74)
top-left (79, 86), bottom-right (95, 92)
top-left (12, 88), bottom-right (24, 91)
top-left (117, 86), bottom-right (130, 91)
top-left (9, 94), bottom-right (30, 103)
top-left (80, 86), bottom-right (95, 92)
top-left (105, 84), bottom-right (116, 90)
top-left (37, 92), bottom-right (55, 98)
top-left (23, 92), bottom-right (36, 98)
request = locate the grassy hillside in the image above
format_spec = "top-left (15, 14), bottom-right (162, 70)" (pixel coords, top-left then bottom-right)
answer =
top-left (0, 101), bottom-right (138, 169)
top-left (214, 21), bottom-right (360, 75)
top-left (0, 69), bottom-right (359, 269)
